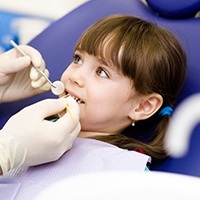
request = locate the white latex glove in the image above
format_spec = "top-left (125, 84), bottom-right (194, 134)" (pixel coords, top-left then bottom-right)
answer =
top-left (0, 45), bottom-right (51, 103)
top-left (0, 96), bottom-right (80, 175)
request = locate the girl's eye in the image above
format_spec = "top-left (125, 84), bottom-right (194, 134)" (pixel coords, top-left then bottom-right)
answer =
top-left (73, 54), bottom-right (83, 65)
top-left (96, 67), bottom-right (109, 78)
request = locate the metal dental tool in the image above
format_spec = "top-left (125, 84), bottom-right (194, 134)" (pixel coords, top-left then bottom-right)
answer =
top-left (10, 40), bottom-right (65, 96)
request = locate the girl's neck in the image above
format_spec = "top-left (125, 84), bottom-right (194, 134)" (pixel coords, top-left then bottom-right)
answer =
top-left (78, 131), bottom-right (113, 138)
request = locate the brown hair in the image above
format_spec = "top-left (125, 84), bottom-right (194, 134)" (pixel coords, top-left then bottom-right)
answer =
top-left (75, 15), bottom-right (186, 161)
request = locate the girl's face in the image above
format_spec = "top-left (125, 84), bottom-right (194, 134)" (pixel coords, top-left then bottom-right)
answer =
top-left (61, 50), bottom-right (140, 136)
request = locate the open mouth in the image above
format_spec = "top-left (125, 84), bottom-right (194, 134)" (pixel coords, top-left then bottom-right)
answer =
top-left (65, 93), bottom-right (85, 104)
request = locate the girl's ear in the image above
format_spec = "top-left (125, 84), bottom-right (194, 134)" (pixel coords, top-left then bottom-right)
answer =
top-left (128, 93), bottom-right (163, 121)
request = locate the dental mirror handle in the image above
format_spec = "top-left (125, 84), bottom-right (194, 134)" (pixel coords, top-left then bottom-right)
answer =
top-left (10, 40), bottom-right (55, 88)
top-left (10, 40), bottom-right (65, 96)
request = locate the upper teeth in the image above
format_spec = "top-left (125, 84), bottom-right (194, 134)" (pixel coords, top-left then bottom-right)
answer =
top-left (67, 94), bottom-right (84, 104)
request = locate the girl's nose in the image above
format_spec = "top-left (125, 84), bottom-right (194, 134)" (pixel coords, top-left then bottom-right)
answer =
top-left (69, 67), bottom-right (85, 87)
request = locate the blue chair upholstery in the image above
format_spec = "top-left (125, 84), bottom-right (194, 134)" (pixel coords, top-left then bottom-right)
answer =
top-left (1, 0), bottom-right (200, 176)
top-left (146, 0), bottom-right (200, 18)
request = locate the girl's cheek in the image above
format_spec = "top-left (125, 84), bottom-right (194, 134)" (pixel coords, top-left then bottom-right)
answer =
top-left (61, 65), bottom-right (73, 81)
top-left (60, 70), bottom-right (68, 82)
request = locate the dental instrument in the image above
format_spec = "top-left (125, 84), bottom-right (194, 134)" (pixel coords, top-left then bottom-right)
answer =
top-left (10, 40), bottom-right (65, 96)
top-left (66, 104), bottom-right (75, 118)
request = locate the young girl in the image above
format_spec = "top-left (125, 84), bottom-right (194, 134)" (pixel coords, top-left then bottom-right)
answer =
top-left (0, 15), bottom-right (186, 199)
top-left (60, 14), bottom-right (186, 162)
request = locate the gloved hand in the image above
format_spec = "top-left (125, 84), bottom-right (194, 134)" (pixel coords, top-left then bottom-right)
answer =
top-left (0, 45), bottom-right (51, 103)
top-left (0, 96), bottom-right (80, 175)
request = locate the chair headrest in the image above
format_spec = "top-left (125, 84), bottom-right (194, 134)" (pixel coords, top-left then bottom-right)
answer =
top-left (146, 0), bottom-right (200, 18)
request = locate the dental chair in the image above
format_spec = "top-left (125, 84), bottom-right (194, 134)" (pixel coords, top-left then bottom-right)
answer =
top-left (1, 0), bottom-right (200, 177)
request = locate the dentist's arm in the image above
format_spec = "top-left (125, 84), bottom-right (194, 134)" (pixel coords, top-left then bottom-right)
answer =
top-left (0, 96), bottom-right (80, 175)
top-left (0, 45), bottom-right (50, 103)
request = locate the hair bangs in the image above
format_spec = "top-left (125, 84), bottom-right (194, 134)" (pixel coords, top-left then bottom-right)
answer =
top-left (74, 24), bottom-right (125, 71)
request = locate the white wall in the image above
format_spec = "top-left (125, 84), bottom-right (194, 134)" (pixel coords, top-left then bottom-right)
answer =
top-left (0, 0), bottom-right (88, 49)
